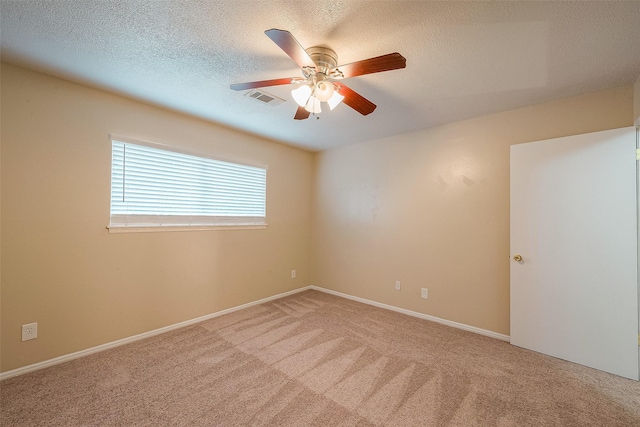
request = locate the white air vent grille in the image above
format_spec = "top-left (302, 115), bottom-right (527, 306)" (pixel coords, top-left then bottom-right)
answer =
top-left (244, 89), bottom-right (285, 106)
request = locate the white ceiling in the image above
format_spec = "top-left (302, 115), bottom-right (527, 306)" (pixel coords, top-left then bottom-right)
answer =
top-left (2, 1), bottom-right (640, 151)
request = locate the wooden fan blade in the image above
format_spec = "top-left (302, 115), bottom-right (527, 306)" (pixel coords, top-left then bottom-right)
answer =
top-left (335, 83), bottom-right (376, 116)
top-left (333, 52), bottom-right (406, 79)
top-left (294, 106), bottom-right (311, 120)
top-left (265, 29), bottom-right (316, 70)
top-left (230, 77), bottom-right (302, 91)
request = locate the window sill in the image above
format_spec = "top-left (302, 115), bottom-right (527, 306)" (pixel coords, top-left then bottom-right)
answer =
top-left (107, 224), bottom-right (267, 234)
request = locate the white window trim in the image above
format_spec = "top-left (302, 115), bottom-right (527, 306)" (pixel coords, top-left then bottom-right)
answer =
top-left (107, 224), bottom-right (267, 234)
top-left (108, 135), bottom-right (268, 233)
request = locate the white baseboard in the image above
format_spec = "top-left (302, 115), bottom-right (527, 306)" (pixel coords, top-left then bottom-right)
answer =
top-left (1, 284), bottom-right (509, 381)
top-left (310, 286), bottom-right (511, 342)
top-left (0, 286), bottom-right (312, 381)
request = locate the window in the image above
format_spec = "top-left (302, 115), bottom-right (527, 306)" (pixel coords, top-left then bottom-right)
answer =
top-left (109, 137), bottom-right (267, 232)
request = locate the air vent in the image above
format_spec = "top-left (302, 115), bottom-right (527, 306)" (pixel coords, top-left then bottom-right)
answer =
top-left (244, 89), bottom-right (285, 106)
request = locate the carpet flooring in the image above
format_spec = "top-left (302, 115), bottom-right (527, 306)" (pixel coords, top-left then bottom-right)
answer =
top-left (1, 289), bottom-right (639, 426)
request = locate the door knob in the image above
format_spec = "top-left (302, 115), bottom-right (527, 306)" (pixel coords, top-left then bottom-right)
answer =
top-left (513, 254), bottom-right (523, 262)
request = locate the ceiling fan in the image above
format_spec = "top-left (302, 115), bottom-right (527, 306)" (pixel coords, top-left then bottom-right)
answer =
top-left (230, 29), bottom-right (406, 120)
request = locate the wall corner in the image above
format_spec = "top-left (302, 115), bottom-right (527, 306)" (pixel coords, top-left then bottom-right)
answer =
top-left (634, 74), bottom-right (640, 125)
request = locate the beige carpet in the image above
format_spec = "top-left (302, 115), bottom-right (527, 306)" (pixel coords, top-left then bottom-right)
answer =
top-left (2, 289), bottom-right (639, 426)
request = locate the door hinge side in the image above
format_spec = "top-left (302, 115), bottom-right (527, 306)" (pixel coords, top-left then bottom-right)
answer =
top-left (636, 148), bottom-right (640, 160)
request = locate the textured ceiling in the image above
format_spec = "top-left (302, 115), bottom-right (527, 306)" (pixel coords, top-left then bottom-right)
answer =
top-left (2, 1), bottom-right (640, 151)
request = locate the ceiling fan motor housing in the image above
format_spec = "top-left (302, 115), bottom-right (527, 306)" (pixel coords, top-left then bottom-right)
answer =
top-left (306, 46), bottom-right (338, 76)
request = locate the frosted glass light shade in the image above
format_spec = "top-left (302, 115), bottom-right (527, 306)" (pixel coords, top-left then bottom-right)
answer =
top-left (291, 85), bottom-right (312, 107)
top-left (304, 96), bottom-right (322, 114)
top-left (327, 91), bottom-right (345, 110)
top-left (314, 81), bottom-right (335, 102)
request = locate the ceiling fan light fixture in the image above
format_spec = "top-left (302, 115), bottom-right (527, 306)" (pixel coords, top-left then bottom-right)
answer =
top-left (291, 84), bottom-right (312, 107)
top-left (314, 80), bottom-right (335, 102)
top-left (327, 91), bottom-right (344, 110)
top-left (304, 96), bottom-right (322, 114)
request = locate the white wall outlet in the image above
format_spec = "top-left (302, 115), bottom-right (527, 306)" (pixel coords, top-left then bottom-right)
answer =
top-left (395, 280), bottom-right (401, 291)
top-left (291, 269), bottom-right (296, 279)
top-left (421, 288), bottom-right (429, 299)
top-left (22, 322), bottom-right (38, 341)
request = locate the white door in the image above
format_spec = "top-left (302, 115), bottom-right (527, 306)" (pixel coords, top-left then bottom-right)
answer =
top-left (510, 126), bottom-right (638, 380)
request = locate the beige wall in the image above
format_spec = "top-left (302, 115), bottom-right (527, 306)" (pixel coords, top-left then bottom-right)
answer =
top-left (1, 63), bottom-right (313, 372)
top-left (2, 61), bottom-right (635, 373)
top-left (312, 84), bottom-right (634, 336)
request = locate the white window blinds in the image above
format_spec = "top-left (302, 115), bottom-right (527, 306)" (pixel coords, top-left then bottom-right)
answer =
top-left (110, 139), bottom-right (267, 228)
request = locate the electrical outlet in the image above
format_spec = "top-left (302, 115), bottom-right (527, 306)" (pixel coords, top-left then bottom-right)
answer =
top-left (421, 288), bottom-right (429, 299)
top-left (395, 281), bottom-right (401, 291)
top-left (291, 269), bottom-right (296, 279)
top-left (22, 322), bottom-right (38, 341)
